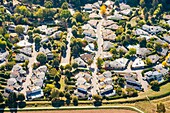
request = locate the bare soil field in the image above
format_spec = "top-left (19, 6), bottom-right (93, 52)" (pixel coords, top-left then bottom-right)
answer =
top-left (12, 109), bottom-right (137, 113)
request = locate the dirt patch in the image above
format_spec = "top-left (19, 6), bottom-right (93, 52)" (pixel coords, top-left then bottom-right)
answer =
top-left (13, 109), bottom-right (137, 113)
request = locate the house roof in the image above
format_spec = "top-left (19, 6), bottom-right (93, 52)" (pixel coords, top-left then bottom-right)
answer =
top-left (83, 29), bottom-right (96, 37)
top-left (89, 13), bottom-right (101, 19)
top-left (80, 53), bottom-right (94, 63)
top-left (84, 4), bottom-right (93, 10)
top-left (148, 54), bottom-right (160, 64)
top-left (137, 48), bottom-right (151, 57)
top-left (84, 43), bottom-right (95, 52)
top-left (15, 53), bottom-right (29, 62)
top-left (103, 34), bottom-right (116, 41)
top-left (105, 58), bottom-right (129, 68)
top-left (132, 58), bottom-right (145, 68)
top-left (120, 9), bottom-right (131, 16)
top-left (88, 19), bottom-right (99, 27)
top-left (103, 41), bottom-right (114, 51)
top-left (103, 71), bottom-right (112, 78)
top-left (74, 57), bottom-right (87, 67)
top-left (120, 3), bottom-right (131, 10)
top-left (102, 20), bottom-right (115, 27)
top-left (163, 36), bottom-right (170, 43)
top-left (106, 24), bottom-right (119, 30)
top-left (101, 52), bottom-right (112, 59)
top-left (134, 28), bottom-right (149, 36)
top-left (17, 40), bottom-right (32, 47)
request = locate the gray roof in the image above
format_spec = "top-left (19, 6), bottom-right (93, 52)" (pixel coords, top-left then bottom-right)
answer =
top-left (147, 54), bottom-right (160, 64)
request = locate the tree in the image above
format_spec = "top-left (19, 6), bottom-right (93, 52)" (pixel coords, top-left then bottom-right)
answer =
top-left (0, 92), bottom-right (4, 103)
top-left (96, 57), bottom-right (104, 69)
top-left (92, 94), bottom-right (102, 102)
top-left (59, 91), bottom-right (64, 98)
top-left (0, 40), bottom-right (6, 50)
top-left (18, 93), bottom-right (25, 102)
top-left (52, 58), bottom-right (60, 68)
top-left (44, 1), bottom-right (53, 8)
top-left (7, 92), bottom-right (17, 109)
top-left (115, 0), bottom-right (120, 7)
top-left (126, 88), bottom-right (138, 97)
top-left (51, 88), bottom-right (59, 99)
top-left (65, 64), bottom-right (72, 71)
top-left (157, 103), bottom-right (166, 113)
top-left (72, 96), bottom-right (78, 106)
top-left (61, 2), bottom-right (68, 9)
top-left (65, 92), bottom-right (71, 100)
top-left (15, 25), bottom-right (24, 34)
top-left (129, 48), bottom-right (136, 56)
top-left (60, 10), bottom-right (71, 19)
top-left (138, 37), bottom-right (146, 47)
top-left (127, 0), bottom-right (139, 6)
top-left (150, 80), bottom-right (159, 91)
top-left (146, 58), bottom-right (152, 65)
top-left (140, 0), bottom-right (145, 7)
top-left (73, 11), bottom-right (83, 22)
top-left (49, 68), bottom-right (58, 77)
top-left (54, 75), bottom-right (60, 82)
top-left (36, 53), bottom-right (47, 65)
top-left (72, 62), bottom-right (78, 69)
top-left (100, 5), bottom-right (106, 16)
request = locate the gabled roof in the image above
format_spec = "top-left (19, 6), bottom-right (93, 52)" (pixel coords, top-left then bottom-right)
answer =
top-left (132, 58), bottom-right (145, 68)
top-left (148, 54), bottom-right (160, 64)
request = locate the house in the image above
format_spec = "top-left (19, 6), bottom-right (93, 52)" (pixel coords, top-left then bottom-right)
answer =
top-left (167, 20), bottom-right (170, 25)
top-left (157, 47), bottom-right (168, 56)
top-left (132, 58), bottom-right (145, 69)
top-left (120, 9), bottom-right (132, 16)
top-left (103, 71), bottom-right (112, 78)
top-left (103, 34), bottom-right (116, 41)
top-left (102, 20), bottom-right (115, 27)
top-left (117, 46), bottom-right (128, 53)
top-left (40, 37), bottom-right (49, 44)
top-left (83, 4), bottom-right (93, 13)
top-left (39, 47), bottom-right (53, 59)
top-left (155, 64), bottom-right (169, 76)
top-left (19, 47), bottom-right (32, 56)
top-left (74, 57), bottom-right (87, 68)
top-left (104, 0), bottom-right (114, 9)
top-left (107, 14), bottom-right (123, 20)
top-left (147, 54), bottom-right (160, 64)
top-left (105, 58), bottom-right (129, 70)
top-left (87, 20), bottom-right (99, 28)
top-left (134, 29), bottom-right (149, 36)
top-left (8, 25), bottom-right (16, 31)
top-left (7, 78), bottom-right (17, 86)
top-left (84, 36), bottom-right (96, 43)
top-left (26, 85), bottom-right (44, 100)
top-left (22, 25), bottom-right (29, 34)
top-left (163, 36), bottom-right (170, 43)
top-left (83, 29), bottom-right (96, 38)
top-left (100, 85), bottom-right (116, 97)
top-left (125, 75), bottom-right (142, 91)
top-left (16, 40), bottom-right (32, 47)
top-left (15, 53), bottom-right (29, 62)
top-left (101, 52), bottom-right (112, 59)
top-left (0, 51), bottom-right (9, 62)
top-left (105, 24), bottom-right (119, 30)
top-left (144, 71), bottom-right (163, 82)
top-left (89, 13), bottom-right (101, 19)
top-left (103, 41), bottom-right (114, 51)
top-left (120, 3), bottom-right (131, 10)
top-left (82, 24), bottom-right (93, 30)
top-left (84, 43), bottom-right (95, 53)
top-left (137, 48), bottom-right (151, 58)
top-left (142, 25), bottom-right (165, 34)
top-left (92, 2), bottom-right (100, 9)
top-left (80, 53), bottom-right (95, 63)
top-left (102, 29), bottom-right (113, 37)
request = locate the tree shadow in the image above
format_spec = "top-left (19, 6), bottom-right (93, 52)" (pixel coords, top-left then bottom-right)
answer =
top-left (18, 102), bottom-right (26, 108)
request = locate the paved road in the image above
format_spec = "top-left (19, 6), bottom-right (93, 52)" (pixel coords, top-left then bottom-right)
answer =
top-left (91, 19), bottom-right (104, 95)
top-left (60, 28), bottom-right (72, 66)
top-left (21, 43), bottom-right (38, 97)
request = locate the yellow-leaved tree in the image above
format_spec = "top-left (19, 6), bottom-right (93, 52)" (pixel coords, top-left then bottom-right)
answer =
top-left (100, 5), bottom-right (106, 15)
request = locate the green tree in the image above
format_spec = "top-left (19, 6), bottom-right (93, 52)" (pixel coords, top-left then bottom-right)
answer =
top-left (72, 96), bottom-right (78, 106)
top-left (18, 93), bottom-right (25, 102)
top-left (44, 1), bottom-right (53, 8)
top-left (51, 88), bottom-right (59, 99)
top-left (72, 62), bottom-right (78, 69)
top-left (7, 92), bottom-right (17, 109)
top-left (15, 25), bottom-right (24, 34)
top-left (36, 53), bottom-right (47, 65)
top-left (150, 80), bottom-right (160, 91)
top-left (146, 58), bottom-right (152, 65)
top-left (129, 48), bottom-right (136, 56)
top-left (73, 11), bottom-right (83, 22)
top-left (92, 94), bottom-right (102, 102)
top-left (60, 10), bottom-right (71, 19)
top-left (52, 58), bottom-right (60, 68)
top-left (0, 40), bottom-right (6, 50)
top-left (65, 92), bottom-right (71, 100)
top-left (96, 57), bottom-right (104, 69)
top-left (0, 92), bottom-right (4, 103)
top-left (61, 2), bottom-right (68, 9)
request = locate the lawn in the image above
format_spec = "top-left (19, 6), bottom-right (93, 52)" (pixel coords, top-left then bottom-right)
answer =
top-left (139, 82), bottom-right (170, 97)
